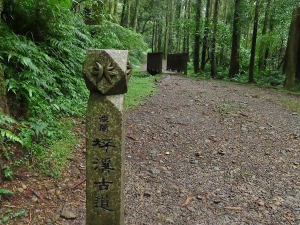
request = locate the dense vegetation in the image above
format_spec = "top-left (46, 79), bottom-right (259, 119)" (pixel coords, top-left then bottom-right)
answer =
top-left (140, 0), bottom-right (299, 89)
top-left (0, 0), bottom-right (147, 178)
top-left (0, 0), bottom-right (299, 179)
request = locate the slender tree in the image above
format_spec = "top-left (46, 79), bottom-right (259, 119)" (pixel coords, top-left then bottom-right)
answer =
top-left (296, 34), bottom-right (300, 82)
top-left (164, 0), bottom-right (171, 58)
top-left (258, 0), bottom-right (271, 70)
top-left (222, 0), bottom-right (229, 24)
top-left (229, 0), bottom-right (242, 78)
top-left (186, 0), bottom-right (191, 58)
top-left (152, 20), bottom-right (155, 52)
top-left (126, 0), bottom-right (130, 28)
top-left (283, 6), bottom-right (300, 90)
top-left (193, 0), bottom-right (202, 73)
top-left (168, 0), bottom-right (174, 53)
top-left (158, 22), bottom-right (163, 52)
top-left (132, 0), bottom-right (140, 31)
top-left (108, 0), bottom-right (113, 16)
top-left (176, 0), bottom-right (183, 52)
top-left (113, 0), bottom-right (118, 20)
top-left (0, 0), bottom-right (9, 115)
top-left (249, 0), bottom-right (259, 83)
top-left (263, 7), bottom-right (274, 70)
top-left (201, 0), bottom-right (211, 70)
top-left (153, 20), bottom-right (159, 51)
top-left (120, 0), bottom-right (127, 26)
top-left (183, 0), bottom-right (188, 53)
top-left (211, 0), bottom-right (219, 78)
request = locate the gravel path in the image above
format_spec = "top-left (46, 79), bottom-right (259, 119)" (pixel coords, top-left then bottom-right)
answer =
top-left (1, 74), bottom-right (299, 225)
top-left (125, 75), bottom-right (300, 225)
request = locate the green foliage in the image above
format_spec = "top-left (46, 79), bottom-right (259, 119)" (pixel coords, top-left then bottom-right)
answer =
top-left (0, 113), bottom-right (23, 146)
top-left (0, 0), bottom-right (148, 178)
top-left (0, 208), bottom-right (25, 224)
top-left (0, 129), bottom-right (23, 145)
top-left (2, 165), bottom-right (13, 180)
top-left (2, 0), bottom-right (72, 39)
top-left (90, 21), bottom-right (147, 65)
top-left (0, 189), bottom-right (13, 195)
top-left (1, 217), bottom-right (9, 223)
top-left (126, 70), bottom-right (159, 109)
top-left (34, 120), bottom-right (77, 177)
top-left (278, 99), bottom-right (300, 113)
top-left (12, 210), bottom-right (25, 218)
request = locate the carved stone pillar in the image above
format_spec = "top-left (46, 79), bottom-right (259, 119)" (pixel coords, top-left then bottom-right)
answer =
top-left (83, 49), bottom-right (131, 225)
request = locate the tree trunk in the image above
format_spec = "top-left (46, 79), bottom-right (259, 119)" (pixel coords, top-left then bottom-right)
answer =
top-left (176, 0), bottom-right (182, 52)
top-left (120, 0), bottom-right (127, 26)
top-left (186, 0), bottom-right (191, 59)
top-left (193, 0), bottom-right (202, 74)
top-left (132, 0), bottom-right (140, 31)
top-left (264, 11), bottom-right (274, 68)
top-left (126, 0), bottom-right (130, 28)
top-left (164, 0), bottom-right (170, 59)
top-left (283, 6), bottom-right (300, 90)
top-left (108, 0), bottom-right (112, 16)
top-left (0, 0), bottom-right (9, 114)
top-left (154, 21), bottom-right (158, 52)
top-left (183, 0), bottom-right (188, 53)
top-left (200, 0), bottom-right (211, 71)
top-left (113, 0), bottom-right (118, 20)
top-left (249, 1), bottom-right (259, 83)
top-left (258, 0), bottom-right (271, 70)
top-left (158, 22), bottom-right (163, 52)
top-left (211, 0), bottom-right (219, 78)
top-left (229, 0), bottom-right (242, 78)
top-left (222, 0), bottom-right (228, 24)
top-left (296, 34), bottom-right (300, 82)
top-left (168, 0), bottom-right (174, 53)
top-left (152, 21), bottom-right (155, 52)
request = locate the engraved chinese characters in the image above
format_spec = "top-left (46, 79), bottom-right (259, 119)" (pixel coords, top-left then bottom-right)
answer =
top-left (84, 50), bottom-right (129, 225)
top-left (86, 91), bottom-right (125, 225)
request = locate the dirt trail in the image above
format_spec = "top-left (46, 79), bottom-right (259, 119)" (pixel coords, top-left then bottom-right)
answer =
top-left (125, 74), bottom-right (300, 224)
top-left (1, 74), bottom-right (299, 225)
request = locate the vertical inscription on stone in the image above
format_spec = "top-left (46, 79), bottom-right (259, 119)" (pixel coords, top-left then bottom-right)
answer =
top-left (86, 92), bottom-right (124, 225)
top-left (84, 50), bottom-right (130, 225)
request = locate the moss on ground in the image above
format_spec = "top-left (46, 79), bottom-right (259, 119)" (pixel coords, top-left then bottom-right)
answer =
top-left (125, 70), bottom-right (160, 109)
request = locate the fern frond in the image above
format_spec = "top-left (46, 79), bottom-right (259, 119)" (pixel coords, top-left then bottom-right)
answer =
top-left (0, 129), bottom-right (23, 145)
top-left (0, 189), bottom-right (14, 194)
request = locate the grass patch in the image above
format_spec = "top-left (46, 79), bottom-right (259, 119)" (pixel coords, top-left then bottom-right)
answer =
top-left (278, 99), bottom-right (300, 113)
top-left (33, 119), bottom-right (78, 177)
top-left (126, 70), bottom-right (160, 109)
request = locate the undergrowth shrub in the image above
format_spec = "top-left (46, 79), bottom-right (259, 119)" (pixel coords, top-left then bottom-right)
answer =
top-left (90, 21), bottom-right (147, 65)
top-left (0, 1), bottom-right (148, 177)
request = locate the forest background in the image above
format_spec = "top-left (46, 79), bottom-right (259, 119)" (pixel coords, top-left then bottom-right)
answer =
top-left (0, 0), bottom-right (299, 182)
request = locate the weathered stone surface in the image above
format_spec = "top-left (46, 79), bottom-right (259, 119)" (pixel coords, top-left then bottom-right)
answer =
top-left (86, 93), bottom-right (125, 225)
top-left (82, 49), bottom-right (130, 95)
top-left (60, 210), bottom-right (77, 219)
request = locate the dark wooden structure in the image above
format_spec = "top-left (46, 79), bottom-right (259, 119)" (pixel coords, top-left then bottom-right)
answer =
top-left (167, 53), bottom-right (188, 75)
top-left (147, 52), bottom-right (163, 75)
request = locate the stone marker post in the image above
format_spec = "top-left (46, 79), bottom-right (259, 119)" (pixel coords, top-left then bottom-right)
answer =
top-left (83, 49), bottom-right (131, 225)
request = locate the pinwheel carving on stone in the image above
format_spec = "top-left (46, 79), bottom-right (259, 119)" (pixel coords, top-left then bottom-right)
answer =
top-left (126, 61), bottom-right (132, 81)
top-left (83, 49), bottom-right (130, 95)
